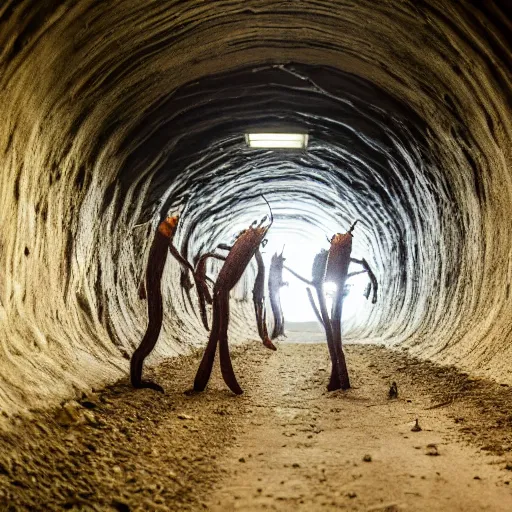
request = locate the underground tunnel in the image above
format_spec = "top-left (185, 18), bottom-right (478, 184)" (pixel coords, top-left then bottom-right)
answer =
top-left (0, 0), bottom-right (511, 510)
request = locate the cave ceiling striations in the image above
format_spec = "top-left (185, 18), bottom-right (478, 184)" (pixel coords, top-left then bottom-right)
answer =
top-left (0, 0), bottom-right (510, 420)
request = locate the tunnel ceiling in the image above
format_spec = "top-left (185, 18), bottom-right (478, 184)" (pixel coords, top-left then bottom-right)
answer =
top-left (0, 0), bottom-right (511, 422)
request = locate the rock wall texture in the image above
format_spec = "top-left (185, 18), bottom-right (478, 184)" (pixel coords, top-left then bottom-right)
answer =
top-left (0, 0), bottom-right (510, 424)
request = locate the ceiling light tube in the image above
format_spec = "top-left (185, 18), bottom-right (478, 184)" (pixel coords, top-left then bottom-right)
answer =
top-left (245, 133), bottom-right (308, 149)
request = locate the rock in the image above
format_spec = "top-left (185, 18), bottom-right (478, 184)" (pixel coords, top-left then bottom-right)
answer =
top-left (63, 432), bottom-right (78, 444)
top-left (81, 400), bottom-right (97, 410)
top-left (178, 413), bottom-right (193, 420)
top-left (363, 454), bottom-right (372, 462)
top-left (84, 442), bottom-right (97, 452)
top-left (239, 457), bottom-right (246, 463)
top-left (367, 504), bottom-right (400, 512)
top-left (80, 391), bottom-right (100, 408)
top-left (426, 444), bottom-right (439, 456)
top-left (0, 460), bottom-right (10, 475)
top-left (347, 491), bottom-right (357, 498)
top-left (56, 401), bottom-right (83, 426)
top-left (11, 479), bottom-right (28, 488)
top-left (33, 420), bottom-right (51, 435)
top-left (83, 410), bottom-right (99, 426)
top-left (112, 499), bottom-right (131, 512)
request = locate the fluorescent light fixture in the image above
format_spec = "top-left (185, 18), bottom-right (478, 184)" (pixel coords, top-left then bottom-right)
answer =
top-left (245, 133), bottom-right (308, 149)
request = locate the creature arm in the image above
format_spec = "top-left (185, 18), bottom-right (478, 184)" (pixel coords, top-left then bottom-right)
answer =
top-left (346, 270), bottom-right (367, 279)
top-left (283, 265), bottom-right (314, 286)
top-left (350, 257), bottom-right (378, 303)
top-left (194, 252), bottom-right (228, 330)
top-left (306, 287), bottom-right (324, 327)
top-left (198, 253), bottom-right (227, 284)
top-left (168, 243), bottom-right (195, 273)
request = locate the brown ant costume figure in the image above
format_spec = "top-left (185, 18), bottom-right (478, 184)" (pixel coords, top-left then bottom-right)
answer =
top-left (268, 249), bottom-right (287, 339)
top-left (252, 244), bottom-right (277, 350)
top-left (285, 221), bottom-right (377, 391)
top-left (217, 235), bottom-right (275, 351)
top-left (194, 202), bottom-right (273, 395)
top-left (131, 215), bottom-right (206, 392)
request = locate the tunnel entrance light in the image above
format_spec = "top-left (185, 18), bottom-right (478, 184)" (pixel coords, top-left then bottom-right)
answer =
top-left (245, 133), bottom-right (308, 149)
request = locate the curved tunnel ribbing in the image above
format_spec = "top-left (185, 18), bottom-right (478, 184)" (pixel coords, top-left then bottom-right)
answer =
top-left (0, 0), bottom-right (510, 422)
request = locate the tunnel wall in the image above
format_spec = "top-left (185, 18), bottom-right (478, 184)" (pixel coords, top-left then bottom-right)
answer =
top-left (0, 0), bottom-right (511, 425)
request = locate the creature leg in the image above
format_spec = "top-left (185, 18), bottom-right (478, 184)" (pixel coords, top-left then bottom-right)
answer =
top-left (274, 295), bottom-right (284, 338)
top-left (130, 298), bottom-right (165, 392)
top-left (270, 290), bottom-right (286, 339)
top-left (218, 293), bottom-right (244, 394)
top-left (130, 231), bottom-right (170, 392)
top-left (280, 309), bottom-right (286, 337)
top-left (195, 252), bottom-right (226, 330)
top-left (307, 287), bottom-right (324, 327)
top-left (330, 288), bottom-right (350, 390)
top-left (315, 285), bottom-right (340, 391)
top-left (254, 299), bottom-right (276, 350)
top-left (260, 303), bottom-right (277, 351)
top-left (270, 301), bottom-right (280, 339)
top-left (193, 294), bottom-right (221, 391)
top-left (197, 281), bottom-right (210, 331)
top-left (180, 270), bottom-right (196, 313)
top-left (254, 300), bottom-right (264, 339)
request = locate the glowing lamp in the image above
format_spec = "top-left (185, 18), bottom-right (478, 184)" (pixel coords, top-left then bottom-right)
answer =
top-left (245, 133), bottom-right (308, 149)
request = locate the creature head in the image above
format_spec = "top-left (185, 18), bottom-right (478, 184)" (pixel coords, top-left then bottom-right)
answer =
top-left (325, 228), bottom-right (354, 282)
top-left (312, 249), bottom-right (329, 283)
top-left (158, 215), bottom-right (180, 238)
top-left (233, 228), bottom-right (247, 242)
top-left (330, 232), bottom-right (352, 245)
top-left (329, 219), bottom-right (359, 244)
top-left (271, 251), bottom-right (285, 268)
top-left (230, 197), bottom-right (273, 246)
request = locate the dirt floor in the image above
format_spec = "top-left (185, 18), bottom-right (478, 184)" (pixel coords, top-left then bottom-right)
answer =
top-left (2, 337), bottom-right (512, 511)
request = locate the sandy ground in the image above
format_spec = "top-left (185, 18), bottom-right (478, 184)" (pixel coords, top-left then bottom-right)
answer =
top-left (2, 336), bottom-right (512, 511)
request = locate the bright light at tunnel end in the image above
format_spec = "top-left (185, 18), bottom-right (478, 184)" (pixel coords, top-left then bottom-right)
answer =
top-left (245, 133), bottom-right (309, 149)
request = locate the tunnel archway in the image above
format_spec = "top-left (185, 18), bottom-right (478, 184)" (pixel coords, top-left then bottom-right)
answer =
top-left (0, 0), bottom-right (510, 421)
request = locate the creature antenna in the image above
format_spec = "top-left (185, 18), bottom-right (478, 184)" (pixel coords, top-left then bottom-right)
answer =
top-left (349, 219), bottom-right (360, 233)
top-left (261, 195), bottom-right (273, 226)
